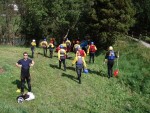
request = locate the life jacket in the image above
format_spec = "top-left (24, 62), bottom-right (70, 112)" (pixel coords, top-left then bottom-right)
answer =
top-left (60, 49), bottom-right (65, 56)
top-left (41, 41), bottom-right (47, 47)
top-left (89, 45), bottom-right (96, 53)
top-left (31, 42), bottom-right (36, 46)
top-left (77, 56), bottom-right (83, 65)
top-left (79, 50), bottom-right (85, 57)
top-left (108, 50), bottom-right (115, 60)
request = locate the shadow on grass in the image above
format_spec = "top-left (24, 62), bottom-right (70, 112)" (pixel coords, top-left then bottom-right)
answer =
top-left (88, 69), bottom-right (106, 77)
top-left (67, 66), bottom-right (76, 71)
top-left (61, 73), bottom-right (78, 83)
top-left (12, 79), bottom-right (28, 90)
top-left (49, 64), bottom-right (59, 69)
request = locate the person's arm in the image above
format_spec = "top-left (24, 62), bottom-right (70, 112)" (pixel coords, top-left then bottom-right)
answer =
top-left (115, 51), bottom-right (119, 58)
top-left (58, 50), bottom-right (60, 60)
top-left (87, 46), bottom-right (90, 54)
top-left (84, 51), bottom-right (87, 57)
top-left (30, 60), bottom-right (35, 67)
top-left (82, 57), bottom-right (87, 68)
top-left (95, 46), bottom-right (97, 51)
top-left (72, 57), bottom-right (77, 65)
top-left (104, 52), bottom-right (109, 63)
top-left (16, 60), bottom-right (22, 68)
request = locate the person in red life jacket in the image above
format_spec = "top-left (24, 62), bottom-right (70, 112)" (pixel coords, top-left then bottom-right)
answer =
top-left (76, 46), bottom-right (86, 58)
top-left (58, 45), bottom-right (67, 71)
top-left (72, 52), bottom-right (87, 84)
top-left (104, 46), bottom-right (119, 78)
top-left (16, 52), bottom-right (35, 95)
top-left (87, 42), bottom-right (97, 63)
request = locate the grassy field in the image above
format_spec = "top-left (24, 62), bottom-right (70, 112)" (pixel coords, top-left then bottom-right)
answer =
top-left (0, 38), bottom-right (149, 113)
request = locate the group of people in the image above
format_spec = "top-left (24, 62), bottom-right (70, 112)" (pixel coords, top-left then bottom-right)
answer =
top-left (16, 38), bottom-right (119, 96)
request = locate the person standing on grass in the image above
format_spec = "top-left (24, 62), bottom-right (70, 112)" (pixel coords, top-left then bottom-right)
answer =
top-left (40, 39), bottom-right (48, 57)
top-left (72, 52), bottom-right (87, 84)
top-left (104, 46), bottom-right (119, 78)
top-left (87, 42), bottom-right (97, 63)
top-left (16, 52), bottom-right (35, 95)
top-left (31, 39), bottom-right (36, 58)
top-left (58, 45), bottom-right (66, 71)
top-left (48, 41), bottom-right (54, 58)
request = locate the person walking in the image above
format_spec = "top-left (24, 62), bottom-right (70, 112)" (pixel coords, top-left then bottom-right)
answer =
top-left (16, 52), bottom-right (35, 95)
top-left (48, 42), bottom-right (54, 58)
top-left (31, 39), bottom-right (36, 58)
top-left (72, 52), bottom-right (87, 84)
top-left (40, 39), bottom-right (48, 57)
top-left (104, 46), bottom-right (119, 78)
top-left (58, 45), bottom-right (66, 71)
top-left (87, 42), bottom-right (97, 63)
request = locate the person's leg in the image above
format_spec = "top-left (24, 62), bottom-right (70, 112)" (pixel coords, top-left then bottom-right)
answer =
top-left (107, 61), bottom-right (111, 78)
top-left (78, 69), bottom-right (82, 84)
top-left (89, 53), bottom-right (92, 63)
top-left (59, 60), bottom-right (61, 69)
top-left (26, 75), bottom-right (31, 92)
top-left (110, 61), bottom-right (114, 77)
top-left (92, 53), bottom-right (95, 63)
top-left (21, 76), bottom-right (25, 95)
top-left (45, 47), bottom-right (47, 56)
top-left (43, 48), bottom-right (45, 56)
top-left (62, 59), bottom-right (66, 71)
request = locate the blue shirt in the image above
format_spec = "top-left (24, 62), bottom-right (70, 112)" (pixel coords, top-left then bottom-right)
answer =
top-left (17, 59), bottom-right (32, 72)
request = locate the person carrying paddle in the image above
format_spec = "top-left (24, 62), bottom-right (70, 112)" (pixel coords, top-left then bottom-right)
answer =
top-left (58, 45), bottom-right (67, 71)
top-left (31, 39), bottom-right (36, 58)
top-left (104, 46), bottom-right (119, 78)
top-left (16, 52), bottom-right (35, 95)
top-left (87, 42), bottom-right (97, 63)
top-left (72, 52), bottom-right (87, 84)
top-left (40, 39), bottom-right (48, 57)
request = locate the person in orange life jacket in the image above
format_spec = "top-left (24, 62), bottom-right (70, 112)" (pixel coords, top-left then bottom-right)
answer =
top-left (48, 42), bottom-right (54, 58)
top-left (31, 39), bottom-right (36, 58)
top-left (40, 39), bottom-right (48, 57)
top-left (104, 46), bottom-right (119, 78)
top-left (58, 45), bottom-right (66, 71)
top-left (87, 42), bottom-right (97, 63)
top-left (16, 52), bottom-right (35, 95)
top-left (72, 52), bottom-right (87, 84)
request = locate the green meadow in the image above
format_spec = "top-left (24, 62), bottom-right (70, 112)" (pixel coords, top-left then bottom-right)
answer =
top-left (0, 38), bottom-right (149, 113)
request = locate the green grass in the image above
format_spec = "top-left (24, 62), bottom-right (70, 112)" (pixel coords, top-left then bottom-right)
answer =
top-left (0, 38), bottom-right (150, 113)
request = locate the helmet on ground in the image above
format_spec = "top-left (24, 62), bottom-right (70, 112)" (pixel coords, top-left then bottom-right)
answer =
top-left (109, 46), bottom-right (113, 50)
top-left (17, 97), bottom-right (24, 103)
top-left (84, 69), bottom-right (88, 74)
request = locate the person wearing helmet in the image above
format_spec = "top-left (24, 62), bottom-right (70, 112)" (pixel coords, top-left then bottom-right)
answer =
top-left (87, 42), bottom-right (97, 63)
top-left (58, 45), bottom-right (67, 71)
top-left (72, 52), bottom-right (87, 84)
top-left (73, 40), bottom-right (80, 53)
top-left (40, 39), bottom-right (48, 57)
top-left (104, 46), bottom-right (119, 78)
top-left (16, 52), bottom-right (35, 95)
top-left (31, 39), bottom-right (36, 58)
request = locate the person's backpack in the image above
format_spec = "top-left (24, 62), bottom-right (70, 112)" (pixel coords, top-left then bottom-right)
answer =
top-left (89, 45), bottom-right (96, 53)
top-left (108, 50), bottom-right (115, 60)
top-left (79, 50), bottom-right (85, 57)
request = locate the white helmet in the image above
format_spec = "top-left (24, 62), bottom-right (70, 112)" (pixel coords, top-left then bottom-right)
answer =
top-left (109, 46), bottom-right (113, 50)
top-left (32, 39), bottom-right (35, 42)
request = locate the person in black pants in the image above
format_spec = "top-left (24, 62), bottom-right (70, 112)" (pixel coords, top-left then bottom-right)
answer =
top-left (72, 52), bottom-right (87, 84)
top-left (31, 39), bottom-right (36, 58)
top-left (58, 45), bottom-right (66, 71)
top-left (87, 42), bottom-right (97, 63)
top-left (16, 52), bottom-right (35, 95)
top-left (104, 46), bottom-right (119, 78)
